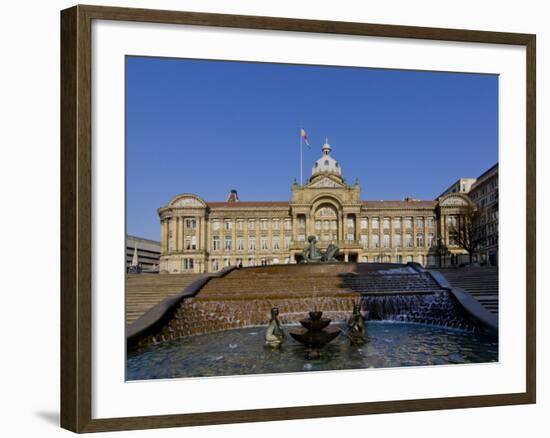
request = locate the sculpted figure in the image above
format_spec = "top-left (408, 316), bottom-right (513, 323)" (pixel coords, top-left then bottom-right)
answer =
top-left (302, 235), bottom-right (323, 262)
top-left (323, 243), bottom-right (340, 262)
top-left (265, 307), bottom-right (285, 348)
top-left (347, 304), bottom-right (367, 345)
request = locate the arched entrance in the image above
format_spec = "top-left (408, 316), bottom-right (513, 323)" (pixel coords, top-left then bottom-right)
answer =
top-left (313, 203), bottom-right (339, 243)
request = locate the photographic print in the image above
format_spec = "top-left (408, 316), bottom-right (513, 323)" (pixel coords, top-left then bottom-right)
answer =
top-left (125, 56), bottom-right (499, 380)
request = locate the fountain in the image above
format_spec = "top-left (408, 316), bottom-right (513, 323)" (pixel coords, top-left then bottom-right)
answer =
top-left (289, 311), bottom-right (341, 349)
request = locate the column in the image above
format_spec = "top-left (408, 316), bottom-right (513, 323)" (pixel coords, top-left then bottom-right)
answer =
top-left (160, 219), bottom-right (166, 254)
top-left (200, 215), bottom-right (206, 252)
top-left (177, 216), bottom-right (184, 252)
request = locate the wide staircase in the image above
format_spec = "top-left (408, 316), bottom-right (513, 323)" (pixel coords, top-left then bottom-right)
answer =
top-left (196, 263), bottom-right (426, 301)
top-left (437, 267), bottom-right (499, 315)
top-left (126, 273), bottom-right (203, 324)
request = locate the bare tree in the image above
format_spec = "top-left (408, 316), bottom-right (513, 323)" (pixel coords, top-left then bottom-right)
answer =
top-left (448, 206), bottom-right (482, 265)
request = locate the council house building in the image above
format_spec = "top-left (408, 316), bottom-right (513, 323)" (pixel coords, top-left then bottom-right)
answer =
top-left (158, 141), bottom-right (486, 273)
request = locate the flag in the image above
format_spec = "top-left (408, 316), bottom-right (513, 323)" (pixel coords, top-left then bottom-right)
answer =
top-left (300, 128), bottom-right (310, 147)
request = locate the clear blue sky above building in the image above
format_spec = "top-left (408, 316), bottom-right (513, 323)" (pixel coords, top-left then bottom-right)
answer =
top-left (126, 56), bottom-right (498, 241)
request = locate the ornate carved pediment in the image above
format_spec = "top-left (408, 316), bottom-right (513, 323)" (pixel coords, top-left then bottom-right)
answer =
top-left (309, 177), bottom-right (345, 188)
top-left (169, 194), bottom-right (206, 208)
top-left (439, 195), bottom-right (469, 207)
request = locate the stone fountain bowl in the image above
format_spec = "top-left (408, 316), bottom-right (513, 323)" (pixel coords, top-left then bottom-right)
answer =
top-left (300, 317), bottom-right (331, 331)
top-left (308, 311), bottom-right (324, 320)
top-left (290, 326), bottom-right (341, 349)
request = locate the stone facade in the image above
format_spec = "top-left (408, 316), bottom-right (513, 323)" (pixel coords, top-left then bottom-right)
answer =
top-left (158, 141), bottom-right (483, 273)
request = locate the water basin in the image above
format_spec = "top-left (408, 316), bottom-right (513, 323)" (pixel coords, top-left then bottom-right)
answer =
top-left (127, 321), bottom-right (498, 380)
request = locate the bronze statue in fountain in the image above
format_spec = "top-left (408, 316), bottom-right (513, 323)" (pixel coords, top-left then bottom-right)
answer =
top-left (301, 235), bottom-right (339, 263)
top-left (264, 307), bottom-right (286, 348)
top-left (346, 304), bottom-right (367, 346)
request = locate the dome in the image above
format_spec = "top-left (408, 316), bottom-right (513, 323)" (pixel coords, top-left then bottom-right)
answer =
top-left (311, 139), bottom-right (342, 177)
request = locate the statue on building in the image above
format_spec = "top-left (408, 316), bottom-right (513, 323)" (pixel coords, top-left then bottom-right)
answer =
top-left (346, 304), bottom-right (367, 345)
top-left (302, 235), bottom-right (340, 263)
top-left (265, 307), bottom-right (285, 348)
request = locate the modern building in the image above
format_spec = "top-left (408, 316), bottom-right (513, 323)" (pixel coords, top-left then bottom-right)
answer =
top-left (469, 164), bottom-right (498, 266)
top-left (126, 235), bottom-right (161, 272)
top-left (438, 177), bottom-right (478, 197)
top-left (157, 141), bottom-right (484, 273)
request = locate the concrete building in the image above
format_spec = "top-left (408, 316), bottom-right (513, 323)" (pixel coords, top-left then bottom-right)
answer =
top-left (126, 235), bottom-right (161, 272)
top-left (438, 177), bottom-right (477, 197)
top-left (158, 141), bottom-right (484, 273)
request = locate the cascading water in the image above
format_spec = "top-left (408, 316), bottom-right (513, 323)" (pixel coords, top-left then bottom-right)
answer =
top-left (361, 291), bottom-right (481, 332)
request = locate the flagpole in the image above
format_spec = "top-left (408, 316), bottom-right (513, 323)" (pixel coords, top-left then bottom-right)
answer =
top-left (300, 132), bottom-right (303, 186)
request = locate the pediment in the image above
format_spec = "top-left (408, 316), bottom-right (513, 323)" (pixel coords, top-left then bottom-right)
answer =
top-left (169, 194), bottom-right (206, 208)
top-left (309, 177), bottom-right (345, 188)
top-left (439, 195), bottom-right (470, 207)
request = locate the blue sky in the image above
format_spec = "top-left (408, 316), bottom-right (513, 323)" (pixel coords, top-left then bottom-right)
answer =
top-left (126, 56), bottom-right (498, 241)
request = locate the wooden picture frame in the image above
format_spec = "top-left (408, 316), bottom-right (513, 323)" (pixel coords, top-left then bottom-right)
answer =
top-left (60, 4), bottom-right (536, 433)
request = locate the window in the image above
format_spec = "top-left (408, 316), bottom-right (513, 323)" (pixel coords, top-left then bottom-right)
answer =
top-left (383, 255), bottom-right (390, 263)
top-left (427, 233), bottom-right (434, 247)
top-left (237, 238), bottom-right (244, 251)
top-left (347, 233), bottom-right (354, 242)
top-left (260, 220), bottom-right (268, 230)
top-left (212, 236), bottom-right (220, 251)
top-left (184, 258), bottom-right (194, 270)
top-left (247, 257), bottom-right (255, 267)
top-left (347, 218), bottom-right (355, 228)
top-left (273, 237), bottom-right (280, 250)
top-left (404, 217), bottom-right (413, 229)
top-left (393, 234), bottom-right (401, 248)
top-left (298, 234), bottom-right (306, 242)
top-left (427, 217), bottom-right (434, 228)
top-left (284, 236), bottom-right (291, 250)
top-left (224, 236), bottom-right (232, 251)
top-left (322, 234), bottom-right (329, 241)
top-left (416, 217), bottom-right (424, 228)
top-left (374, 255), bottom-right (380, 263)
top-left (331, 220), bottom-right (337, 230)
top-left (224, 220), bottom-right (232, 231)
top-left (416, 233), bottom-right (424, 247)
top-left (361, 235), bottom-right (368, 249)
top-left (371, 217), bottom-right (379, 229)
top-left (372, 234), bottom-right (380, 248)
top-left (447, 216), bottom-right (458, 227)
top-left (191, 236), bottom-right (197, 250)
top-left (236, 220), bottom-right (244, 231)
top-left (383, 217), bottom-right (390, 229)
top-left (272, 219), bottom-right (280, 230)
top-left (298, 217), bottom-right (306, 228)
top-left (360, 218), bottom-right (368, 229)
top-left (185, 238), bottom-right (191, 250)
top-left (406, 255), bottom-right (413, 263)
top-left (396, 255), bottom-right (402, 264)
top-left (284, 219), bottom-right (292, 230)
top-left (248, 220), bottom-right (256, 230)
top-left (212, 221), bottom-right (220, 231)
top-left (212, 259), bottom-right (219, 271)
top-left (261, 238), bottom-right (268, 250)
top-left (315, 220), bottom-right (321, 230)
top-left (185, 218), bottom-right (197, 229)
top-left (405, 233), bottom-right (413, 248)
top-left (248, 238), bottom-right (256, 251)
top-left (449, 232), bottom-right (458, 246)
top-left (383, 234), bottom-right (390, 248)
top-left (393, 217), bottom-right (402, 229)
top-left (323, 221), bottom-right (330, 230)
